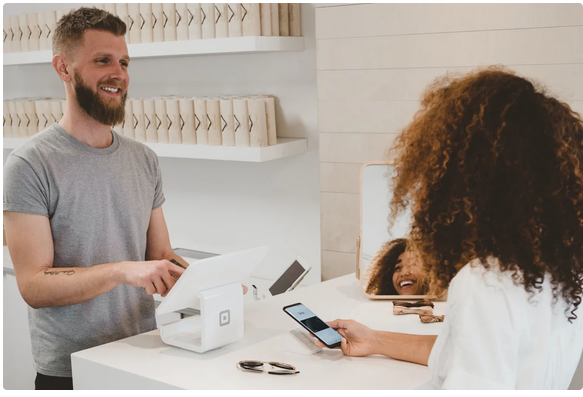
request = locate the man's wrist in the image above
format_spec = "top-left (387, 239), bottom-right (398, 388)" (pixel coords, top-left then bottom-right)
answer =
top-left (112, 261), bottom-right (127, 285)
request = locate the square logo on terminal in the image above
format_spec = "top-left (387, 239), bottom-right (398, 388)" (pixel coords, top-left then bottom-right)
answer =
top-left (219, 310), bottom-right (230, 326)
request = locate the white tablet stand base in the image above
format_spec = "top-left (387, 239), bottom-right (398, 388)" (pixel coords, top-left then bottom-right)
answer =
top-left (284, 327), bottom-right (323, 356)
top-left (159, 282), bottom-right (244, 353)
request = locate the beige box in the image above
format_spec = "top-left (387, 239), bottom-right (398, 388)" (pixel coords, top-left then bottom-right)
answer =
top-left (38, 11), bottom-right (57, 51)
top-left (227, 4), bottom-right (241, 38)
top-left (18, 14), bottom-right (29, 52)
top-left (194, 98), bottom-right (208, 145)
top-left (140, 3), bottom-right (154, 43)
top-left (215, 3), bottom-right (228, 39)
top-left (27, 14), bottom-right (40, 52)
top-left (201, 3), bottom-right (215, 39)
top-left (113, 4), bottom-right (130, 43)
top-left (262, 96), bottom-right (277, 146)
top-left (178, 98), bottom-right (197, 144)
top-left (103, 3), bottom-right (116, 14)
top-left (50, 100), bottom-right (63, 124)
top-left (186, 3), bottom-right (202, 40)
top-left (232, 98), bottom-right (250, 147)
top-left (38, 100), bottom-right (52, 131)
top-left (163, 3), bottom-right (177, 41)
top-left (127, 3), bottom-right (141, 44)
top-left (260, 4), bottom-right (272, 36)
top-left (278, 3), bottom-right (289, 36)
top-left (15, 101), bottom-right (28, 137)
top-left (289, 3), bottom-right (301, 37)
top-left (131, 98), bottom-right (146, 142)
top-left (33, 100), bottom-right (44, 134)
top-left (165, 98), bottom-right (182, 144)
top-left (176, 3), bottom-right (189, 41)
top-left (122, 100), bottom-right (135, 139)
top-left (4, 102), bottom-right (12, 137)
top-left (152, 3), bottom-right (165, 42)
top-left (154, 98), bottom-right (169, 143)
top-left (270, 2), bottom-right (279, 36)
top-left (143, 99), bottom-right (158, 143)
top-left (9, 16), bottom-right (20, 52)
top-left (247, 99), bottom-right (268, 147)
top-left (8, 101), bottom-right (19, 136)
top-left (4, 17), bottom-right (12, 53)
top-left (206, 98), bottom-right (222, 146)
top-left (219, 98), bottom-right (236, 146)
top-left (242, 3), bottom-right (261, 36)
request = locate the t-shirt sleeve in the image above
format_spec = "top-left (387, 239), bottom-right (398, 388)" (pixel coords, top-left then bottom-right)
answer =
top-left (3, 154), bottom-right (49, 217)
top-left (152, 154), bottom-right (165, 210)
top-left (434, 269), bottom-right (520, 389)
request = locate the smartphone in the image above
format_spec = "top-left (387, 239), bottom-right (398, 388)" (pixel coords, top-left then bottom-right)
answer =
top-left (283, 303), bottom-right (342, 348)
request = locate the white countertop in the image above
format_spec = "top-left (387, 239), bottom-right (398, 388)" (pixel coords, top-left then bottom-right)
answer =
top-left (72, 274), bottom-right (446, 389)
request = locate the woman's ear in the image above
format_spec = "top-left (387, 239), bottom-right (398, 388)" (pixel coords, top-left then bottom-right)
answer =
top-left (52, 54), bottom-right (72, 83)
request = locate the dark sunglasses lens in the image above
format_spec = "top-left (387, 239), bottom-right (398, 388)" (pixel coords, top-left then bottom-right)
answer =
top-left (269, 362), bottom-right (294, 370)
top-left (240, 361), bottom-right (263, 368)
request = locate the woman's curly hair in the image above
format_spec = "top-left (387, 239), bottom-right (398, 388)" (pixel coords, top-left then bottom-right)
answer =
top-left (388, 66), bottom-right (583, 321)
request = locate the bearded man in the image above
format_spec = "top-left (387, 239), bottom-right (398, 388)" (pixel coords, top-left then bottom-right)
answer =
top-left (3, 8), bottom-right (189, 390)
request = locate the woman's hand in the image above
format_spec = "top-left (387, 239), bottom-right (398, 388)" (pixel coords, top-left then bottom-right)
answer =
top-left (314, 319), bottom-right (379, 357)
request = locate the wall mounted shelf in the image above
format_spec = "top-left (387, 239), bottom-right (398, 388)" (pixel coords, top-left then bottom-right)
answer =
top-left (3, 136), bottom-right (307, 163)
top-left (3, 36), bottom-right (305, 66)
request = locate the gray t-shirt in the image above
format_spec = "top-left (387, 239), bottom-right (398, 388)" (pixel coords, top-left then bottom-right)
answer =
top-left (3, 123), bottom-right (165, 377)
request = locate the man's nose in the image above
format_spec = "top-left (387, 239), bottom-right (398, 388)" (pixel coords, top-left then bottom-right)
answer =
top-left (109, 64), bottom-right (127, 81)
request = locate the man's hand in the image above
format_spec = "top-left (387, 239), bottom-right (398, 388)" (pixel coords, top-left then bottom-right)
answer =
top-left (118, 260), bottom-right (185, 297)
top-left (313, 319), bottom-right (379, 357)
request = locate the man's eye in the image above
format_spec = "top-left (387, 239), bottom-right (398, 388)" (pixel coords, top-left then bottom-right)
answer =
top-left (97, 59), bottom-right (108, 64)
top-left (121, 62), bottom-right (128, 67)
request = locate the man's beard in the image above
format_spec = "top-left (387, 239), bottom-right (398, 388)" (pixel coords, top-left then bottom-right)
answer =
top-left (74, 73), bottom-right (127, 126)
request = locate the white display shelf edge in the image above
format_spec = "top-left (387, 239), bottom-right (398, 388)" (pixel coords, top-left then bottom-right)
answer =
top-left (3, 36), bottom-right (305, 66)
top-left (3, 137), bottom-right (307, 162)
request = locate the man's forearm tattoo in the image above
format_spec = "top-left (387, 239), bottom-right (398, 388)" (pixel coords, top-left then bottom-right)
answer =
top-left (44, 269), bottom-right (75, 276)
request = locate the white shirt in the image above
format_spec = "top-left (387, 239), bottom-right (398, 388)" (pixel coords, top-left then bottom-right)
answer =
top-left (428, 257), bottom-right (583, 389)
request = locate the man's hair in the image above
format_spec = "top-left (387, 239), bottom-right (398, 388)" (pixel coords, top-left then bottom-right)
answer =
top-left (53, 7), bottom-right (126, 57)
top-left (388, 66), bottom-right (583, 321)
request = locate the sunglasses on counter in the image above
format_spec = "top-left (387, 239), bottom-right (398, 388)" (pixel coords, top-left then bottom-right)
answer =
top-left (236, 360), bottom-right (299, 375)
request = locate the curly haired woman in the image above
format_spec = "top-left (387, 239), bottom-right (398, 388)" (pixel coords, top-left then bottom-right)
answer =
top-left (317, 68), bottom-right (583, 389)
top-left (364, 238), bottom-right (429, 296)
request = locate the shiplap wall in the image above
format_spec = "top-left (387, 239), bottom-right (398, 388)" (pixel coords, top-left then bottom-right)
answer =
top-left (316, 3), bottom-right (583, 280)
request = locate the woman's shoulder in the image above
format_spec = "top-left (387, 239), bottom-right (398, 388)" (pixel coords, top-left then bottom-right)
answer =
top-left (447, 257), bottom-right (529, 306)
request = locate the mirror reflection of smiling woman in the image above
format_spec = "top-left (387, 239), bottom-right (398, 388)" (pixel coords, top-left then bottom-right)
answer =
top-left (365, 239), bottom-right (428, 296)
top-left (317, 67), bottom-right (583, 389)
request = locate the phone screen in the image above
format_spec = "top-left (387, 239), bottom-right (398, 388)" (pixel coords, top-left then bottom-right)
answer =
top-left (283, 303), bottom-right (342, 348)
top-left (269, 260), bottom-right (306, 296)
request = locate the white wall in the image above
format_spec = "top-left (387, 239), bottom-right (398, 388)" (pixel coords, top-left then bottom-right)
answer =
top-left (3, 2), bottom-right (320, 390)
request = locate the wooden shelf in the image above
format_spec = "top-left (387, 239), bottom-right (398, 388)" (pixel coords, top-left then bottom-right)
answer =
top-left (3, 136), bottom-right (307, 163)
top-left (3, 36), bottom-right (305, 66)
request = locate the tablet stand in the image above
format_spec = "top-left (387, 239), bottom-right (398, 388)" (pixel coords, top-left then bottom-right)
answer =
top-left (159, 282), bottom-right (244, 353)
top-left (284, 327), bottom-right (323, 356)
